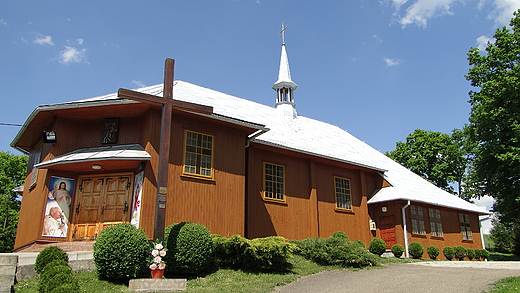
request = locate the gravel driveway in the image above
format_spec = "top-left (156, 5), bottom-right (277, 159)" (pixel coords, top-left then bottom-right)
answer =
top-left (273, 262), bottom-right (520, 293)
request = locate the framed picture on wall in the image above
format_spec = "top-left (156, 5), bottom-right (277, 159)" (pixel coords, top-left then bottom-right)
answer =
top-left (101, 117), bottom-right (120, 144)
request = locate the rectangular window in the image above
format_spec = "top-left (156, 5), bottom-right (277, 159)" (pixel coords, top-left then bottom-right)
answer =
top-left (411, 205), bottom-right (426, 235)
top-left (334, 177), bottom-right (352, 210)
top-left (429, 208), bottom-right (443, 237)
top-left (264, 162), bottom-right (285, 201)
top-left (183, 130), bottom-right (213, 178)
top-left (460, 213), bottom-right (473, 240)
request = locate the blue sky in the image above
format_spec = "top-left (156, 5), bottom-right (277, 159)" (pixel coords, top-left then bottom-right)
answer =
top-left (1, 0), bottom-right (517, 228)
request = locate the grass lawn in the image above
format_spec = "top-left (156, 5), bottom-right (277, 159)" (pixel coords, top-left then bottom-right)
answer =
top-left (14, 254), bottom-right (518, 292)
top-left (15, 255), bottom-right (343, 293)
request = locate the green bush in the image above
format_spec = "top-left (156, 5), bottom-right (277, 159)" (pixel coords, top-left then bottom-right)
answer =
top-left (351, 240), bottom-right (366, 249)
top-left (165, 222), bottom-right (214, 276)
top-left (93, 223), bottom-right (149, 280)
top-left (244, 236), bottom-right (296, 271)
top-left (34, 246), bottom-right (69, 274)
top-left (478, 249), bottom-right (490, 260)
top-left (454, 246), bottom-right (467, 261)
top-left (426, 245), bottom-right (440, 260)
top-left (408, 242), bottom-right (424, 259)
top-left (38, 263), bottom-right (79, 293)
top-left (331, 231), bottom-right (349, 242)
top-left (466, 248), bottom-right (475, 261)
top-left (443, 246), bottom-right (455, 260)
top-left (391, 244), bottom-right (404, 258)
top-left (293, 234), bottom-right (378, 268)
top-left (368, 238), bottom-right (387, 256)
top-left (213, 234), bottom-right (296, 272)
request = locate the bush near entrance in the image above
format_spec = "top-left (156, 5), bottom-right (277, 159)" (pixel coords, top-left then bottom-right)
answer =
top-left (368, 238), bottom-right (387, 256)
top-left (408, 242), bottom-right (424, 259)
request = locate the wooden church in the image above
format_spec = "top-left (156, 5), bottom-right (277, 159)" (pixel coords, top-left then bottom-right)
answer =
top-left (12, 27), bottom-right (489, 257)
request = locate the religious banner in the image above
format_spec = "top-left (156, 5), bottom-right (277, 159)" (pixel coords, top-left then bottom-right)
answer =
top-left (131, 171), bottom-right (144, 228)
top-left (42, 177), bottom-right (74, 237)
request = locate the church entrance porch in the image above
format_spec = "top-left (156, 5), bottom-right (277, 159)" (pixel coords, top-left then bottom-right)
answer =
top-left (70, 172), bottom-right (134, 241)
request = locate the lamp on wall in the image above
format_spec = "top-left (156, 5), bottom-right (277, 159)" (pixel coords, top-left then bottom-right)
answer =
top-left (43, 130), bottom-right (57, 143)
top-left (92, 164), bottom-right (102, 170)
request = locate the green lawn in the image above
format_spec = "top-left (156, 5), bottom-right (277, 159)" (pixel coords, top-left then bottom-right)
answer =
top-left (15, 255), bottom-right (347, 293)
top-left (14, 254), bottom-right (518, 292)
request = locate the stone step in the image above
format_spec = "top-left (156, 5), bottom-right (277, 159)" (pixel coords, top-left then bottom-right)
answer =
top-left (0, 274), bottom-right (15, 293)
top-left (0, 264), bottom-right (16, 275)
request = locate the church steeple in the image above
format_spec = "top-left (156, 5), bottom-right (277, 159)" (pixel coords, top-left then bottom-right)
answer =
top-left (273, 22), bottom-right (298, 118)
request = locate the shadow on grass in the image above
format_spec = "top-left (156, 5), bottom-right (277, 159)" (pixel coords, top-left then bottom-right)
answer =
top-left (489, 252), bottom-right (520, 261)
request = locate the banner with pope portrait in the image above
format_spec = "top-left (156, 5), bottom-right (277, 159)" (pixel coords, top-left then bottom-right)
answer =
top-left (42, 177), bottom-right (74, 238)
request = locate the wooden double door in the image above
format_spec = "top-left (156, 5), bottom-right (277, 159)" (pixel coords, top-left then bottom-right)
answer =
top-left (71, 173), bottom-right (133, 240)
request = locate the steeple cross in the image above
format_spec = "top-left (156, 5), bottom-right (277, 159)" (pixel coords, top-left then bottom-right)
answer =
top-left (278, 22), bottom-right (288, 45)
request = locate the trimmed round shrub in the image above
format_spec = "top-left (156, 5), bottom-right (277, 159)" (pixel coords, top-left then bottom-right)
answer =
top-left (93, 223), bottom-right (149, 280)
top-left (466, 248), bottom-right (475, 261)
top-left (426, 245), bottom-right (440, 260)
top-left (165, 222), bottom-right (214, 276)
top-left (391, 244), bottom-right (404, 258)
top-left (443, 246), bottom-right (455, 260)
top-left (39, 265), bottom-right (72, 293)
top-left (368, 238), bottom-right (387, 256)
top-left (34, 246), bottom-right (69, 274)
top-left (454, 246), bottom-right (467, 261)
top-left (408, 242), bottom-right (424, 259)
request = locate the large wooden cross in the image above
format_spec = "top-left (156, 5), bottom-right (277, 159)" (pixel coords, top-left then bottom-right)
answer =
top-left (118, 58), bottom-right (213, 240)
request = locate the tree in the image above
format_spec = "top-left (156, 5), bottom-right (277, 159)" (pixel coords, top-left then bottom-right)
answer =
top-left (466, 10), bottom-right (520, 225)
top-left (0, 151), bottom-right (28, 252)
top-left (489, 218), bottom-right (515, 253)
top-left (385, 128), bottom-right (471, 199)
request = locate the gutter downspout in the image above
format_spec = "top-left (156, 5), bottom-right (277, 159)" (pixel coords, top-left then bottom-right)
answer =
top-left (402, 200), bottom-right (411, 258)
top-left (479, 216), bottom-right (490, 250)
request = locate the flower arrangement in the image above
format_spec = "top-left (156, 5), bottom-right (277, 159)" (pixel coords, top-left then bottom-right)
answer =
top-left (149, 240), bottom-right (167, 270)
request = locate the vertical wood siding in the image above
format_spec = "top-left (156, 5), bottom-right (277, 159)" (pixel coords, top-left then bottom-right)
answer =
top-left (370, 201), bottom-right (485, 259)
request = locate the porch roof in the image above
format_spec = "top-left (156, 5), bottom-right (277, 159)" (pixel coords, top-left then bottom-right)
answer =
top-left (35, 144), bottom-right (151, 171)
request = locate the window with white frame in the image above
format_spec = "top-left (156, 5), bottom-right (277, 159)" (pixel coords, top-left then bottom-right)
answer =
top-left (334, 177), bottom-right (352, 210)
top-left (183, 130), bottom-right (213, 178)
top-left (263, 162), bottom-right (285, 201)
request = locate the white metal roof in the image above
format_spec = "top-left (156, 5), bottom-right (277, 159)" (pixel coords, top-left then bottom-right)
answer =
top-left (35, 144), bottom-right (151, 169)
top-left (27, 80), bottom-right (489, 215)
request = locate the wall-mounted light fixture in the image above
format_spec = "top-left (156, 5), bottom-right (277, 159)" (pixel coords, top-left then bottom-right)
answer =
top-left (382, 206), bottom-right (388, 213)
top-left (92, 164), bottom-right (102, 170)
top-left (43, 130), bottom-right (57, 143)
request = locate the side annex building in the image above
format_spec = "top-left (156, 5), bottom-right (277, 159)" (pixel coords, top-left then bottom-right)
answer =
top-left (11, 37), bottom-right (489, 257)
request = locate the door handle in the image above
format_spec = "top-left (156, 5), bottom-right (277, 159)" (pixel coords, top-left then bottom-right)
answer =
top-left (75, 203), bottom-right (81, 214)
top-left (101, 205), bottom-right (105, 214)
top-left (123, 201), bottom-right (128, 213)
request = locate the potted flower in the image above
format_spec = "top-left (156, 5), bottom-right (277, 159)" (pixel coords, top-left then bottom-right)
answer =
top-left (149, 240), bottom-right (167, 279)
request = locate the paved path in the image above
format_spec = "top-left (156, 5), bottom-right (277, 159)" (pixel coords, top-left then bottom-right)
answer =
top-left (273, 262), bottom-right (520, 293)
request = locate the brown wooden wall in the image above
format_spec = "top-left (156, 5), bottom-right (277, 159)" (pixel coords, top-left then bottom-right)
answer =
top-left (370, 200), bottom-right (485, 259)
top-left (162, 113), bottom-right (250, 237)
top-left (246, 144), bottom-right (383, 241)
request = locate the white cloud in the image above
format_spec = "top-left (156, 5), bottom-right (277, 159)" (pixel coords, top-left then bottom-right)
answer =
top-left (67, 38), bottom-right (84, 45)
top-left (33, 35), bottom-right (54, 45)
top-left (59, 46), bottom-right (87, 64)
top-left (488, 0), bottom-right (520, 26)
top-left (384, 57), bottom-right (402, 67)
top-left (476, 35), bottom-right (494, 51)
top-left (391, 0), bottom-right (457, 27)
top-left (0, 19), bottom-right (6, 26)
top-left (131, 80), bottom-right (146, 88)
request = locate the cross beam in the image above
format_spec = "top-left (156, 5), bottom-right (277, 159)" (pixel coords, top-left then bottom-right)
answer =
top-left (117, 58), bottom-right (213, 240)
